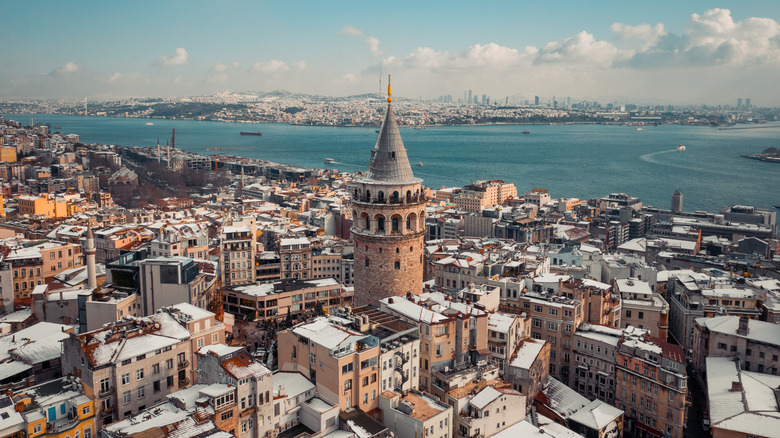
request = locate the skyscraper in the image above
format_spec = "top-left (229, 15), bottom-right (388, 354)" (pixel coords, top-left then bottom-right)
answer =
top-left (468, 89), bottom-right (473, 105)
top-left (737, 98), bottom-right (743, 108)
top-left (534, 95), bottom-right (540, 106)
top-left (350, 77), bottom-right (426, 306)
top-left (745, 98), bottom-right (751, 109)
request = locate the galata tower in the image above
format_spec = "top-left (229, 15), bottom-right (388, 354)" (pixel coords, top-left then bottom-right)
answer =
top-left (351, 77), bottom-right (426, 306)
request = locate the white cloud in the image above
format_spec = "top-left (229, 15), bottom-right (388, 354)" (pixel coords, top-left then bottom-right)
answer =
top-left (212, 62), bottom-right (239, 72)
top-left (537, 31), bottom-right (628, 66)
top-left (625, 9), bottom-right (780, 67)
top-left (611, 22), bottom-right (666, 42)
top-left (291, 61), bottom-right (308, 71)
top-left (158, 48), bottom-right (189, 68)
top-left (339, 25), bottom-right (383, 56)
top-left (108, 72), bottom-right (123, 82)
top-left (252, 59), bottom-right (290, 73)
top-left (51, 62), bottom-right (79, 75)
top-left (385, 43), bottom-right (531, 72)
top-left (338, 25), bottom-right (363, 36)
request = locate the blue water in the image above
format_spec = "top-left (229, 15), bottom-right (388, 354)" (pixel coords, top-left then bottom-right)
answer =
top-left (7, 114), bottom-right (780, 212)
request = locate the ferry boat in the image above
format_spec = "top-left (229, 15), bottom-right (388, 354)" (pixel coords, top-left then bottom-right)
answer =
top-left (636, 127), bottom-right (643, 131)
top-left (145, 122), bottom-right (154, 126)
top-left (416, 162), bottom-right (423, 167)
top-left (324, 158), bottom-right (335, 164)
top-left (521, 130), bottom-right (531, 134)
top-left (240, 131), bottom-right (263, 136)
top-left (677, 144), bottom-right (686, 151)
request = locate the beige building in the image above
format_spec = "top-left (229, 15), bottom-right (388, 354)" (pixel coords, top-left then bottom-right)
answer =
top-left (278, 237), bottom-right (313, 280)
top-left (277, 316), bottom-right (381, 413)
top-left (61, 312), bottom-right (195, 430)
top-left (615, 277), bottom-right (669, 339)
top-left (454, 180), bottom-right (517, 212)
top-left (615, 331), bottom-right (687, 438)
top-left (223, 278), bottom-right (350, 322)
top-left (220, 217), bottom-right (258, 288)
top-left (693, 315), bottom-right (780, 375)
top-left (505, 338), bottom-right (550, 401)
top-left (378, 390), bottom-right (453, 438)
top-left (379, 292), bottom-right (490, 393)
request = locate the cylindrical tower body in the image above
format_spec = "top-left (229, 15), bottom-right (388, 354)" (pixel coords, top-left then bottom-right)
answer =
top-left (351, 182), bottom-right (426, 306)
top-left (671, 190), bottom-right (683, 214)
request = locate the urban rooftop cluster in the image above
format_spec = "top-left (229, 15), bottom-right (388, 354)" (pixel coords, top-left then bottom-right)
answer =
top-left (0, 100), bottom-right (778, 438)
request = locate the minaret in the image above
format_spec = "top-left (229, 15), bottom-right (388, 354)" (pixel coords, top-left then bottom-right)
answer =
top-left (239, 167), bottom-right (245, 198)
top-left (85, 227), bottom-right (97, 289)
top-left (351, 76), bottom-right (427, 306)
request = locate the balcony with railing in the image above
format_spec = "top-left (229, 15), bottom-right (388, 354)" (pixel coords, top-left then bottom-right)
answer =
top-left (177, 359), bottom-right (189, 369)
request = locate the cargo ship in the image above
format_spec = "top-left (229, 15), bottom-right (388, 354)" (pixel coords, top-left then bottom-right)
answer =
top-left (240, 131), bottom-right (263, 136)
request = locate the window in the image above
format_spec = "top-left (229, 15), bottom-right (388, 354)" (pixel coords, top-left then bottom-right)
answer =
top-left (33, 425), bottom-right (42, 434)
top-left (136, 369), bottom-right (144, 380)
top-left (638, 311), bottom-right (644, 319)
top-left (344, 379), bottom-right (352, 390)
top-left (82, 406), bottom-right (90, 415)
top-left (153, 380), bottom-right (161, 393)
top-left (221, 411), bottom-right (234, 421)
top-left (122, 391), bottom-right (131, 404)
top-left (121, 374), bottom-right (130, 385)
top-left (166, 359), bottom-right (174, 370)
top-left (341, 363), bottom-right (354, 375)
top-left (197, 338), bottom-right (204, 348)
top-left (152, 364), bottom-right (160, 375)
top-left (548, 322), bottom-right (558, 331)
top-left (99, 378), bottom-right (110, 393)
top-left (394, 261), bottom-right (400, 269)
top-left (626, 310), bottom-right (632, 318)
top-left (138, 387), bottom-right (145, 399)
top-left (548, 308), bottom-right (558, 316)
top-left (436, 345), bottom-right (442, 357)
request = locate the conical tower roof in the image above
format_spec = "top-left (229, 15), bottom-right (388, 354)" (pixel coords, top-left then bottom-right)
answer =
top-left (363, 78), bottom-right (421, 185)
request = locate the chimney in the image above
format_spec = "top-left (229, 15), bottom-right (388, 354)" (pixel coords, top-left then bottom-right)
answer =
top-left (730, 381), bottom-right (743, 392)
top-left (737, 317), bottom-right (749, 336)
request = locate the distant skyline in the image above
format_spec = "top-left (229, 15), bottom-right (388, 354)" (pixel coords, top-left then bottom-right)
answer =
top-left (2, 1), bottom-right (780, 104)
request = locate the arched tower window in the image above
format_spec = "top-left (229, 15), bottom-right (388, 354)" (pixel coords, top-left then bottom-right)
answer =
top-left (377, 217), bottom-right (385, 232)
top-left (392, 191), bottom-right (399, 202)
top-left (392, 217), bottom-right (399, 232)
top-left (365, 258), bottom-right (370, 268)
top-left (406, 216), bottom-right (411, 230)
top-left (394, 261), bottom-right (400, 270)
top-left (378, 191), bottom-right (385, 202)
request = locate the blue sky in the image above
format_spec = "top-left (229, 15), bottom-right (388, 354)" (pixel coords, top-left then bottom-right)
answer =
top-left (2, 1), bottom-right (780, 104)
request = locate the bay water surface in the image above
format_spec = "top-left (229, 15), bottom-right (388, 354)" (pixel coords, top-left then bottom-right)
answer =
top-left (8, 114), bottom-right (780, 212)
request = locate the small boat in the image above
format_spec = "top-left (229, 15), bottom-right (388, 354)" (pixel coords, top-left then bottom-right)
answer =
top-left (324, 158), bottom-right (335, 164)
top-left (774, 205), bottom-right (780, 209)
top-left (677, 144), bottom-right (686, 151)
top-left (145, 122), bottom-right (154, 126)
top-left (521, 130), bottom-right (531, 134)
top-left (416, 162), bottom-right (423, 167)
top-left (240, 131), bottom-right (263, 136)
top-left (636, 127), bottom-right (643, 131)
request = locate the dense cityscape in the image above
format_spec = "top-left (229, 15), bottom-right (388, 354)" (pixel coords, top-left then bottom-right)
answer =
top-left (0, 80), bottom-right (777, 438)
top-left (1, 92), bottom-right (779, 128)
top-left (3, 1), bottom-right (780, 437)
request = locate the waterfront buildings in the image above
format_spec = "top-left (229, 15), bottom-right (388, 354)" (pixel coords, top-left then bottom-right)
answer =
top-left (693, 315), bottom-right (780, 375)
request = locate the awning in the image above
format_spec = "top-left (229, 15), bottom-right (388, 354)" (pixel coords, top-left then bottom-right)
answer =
top-left (634, 421), bottom-right (663, 437)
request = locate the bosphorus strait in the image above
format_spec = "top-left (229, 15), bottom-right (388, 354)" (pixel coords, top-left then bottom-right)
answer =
top-left (11, 113), bottom-right (780, 212)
